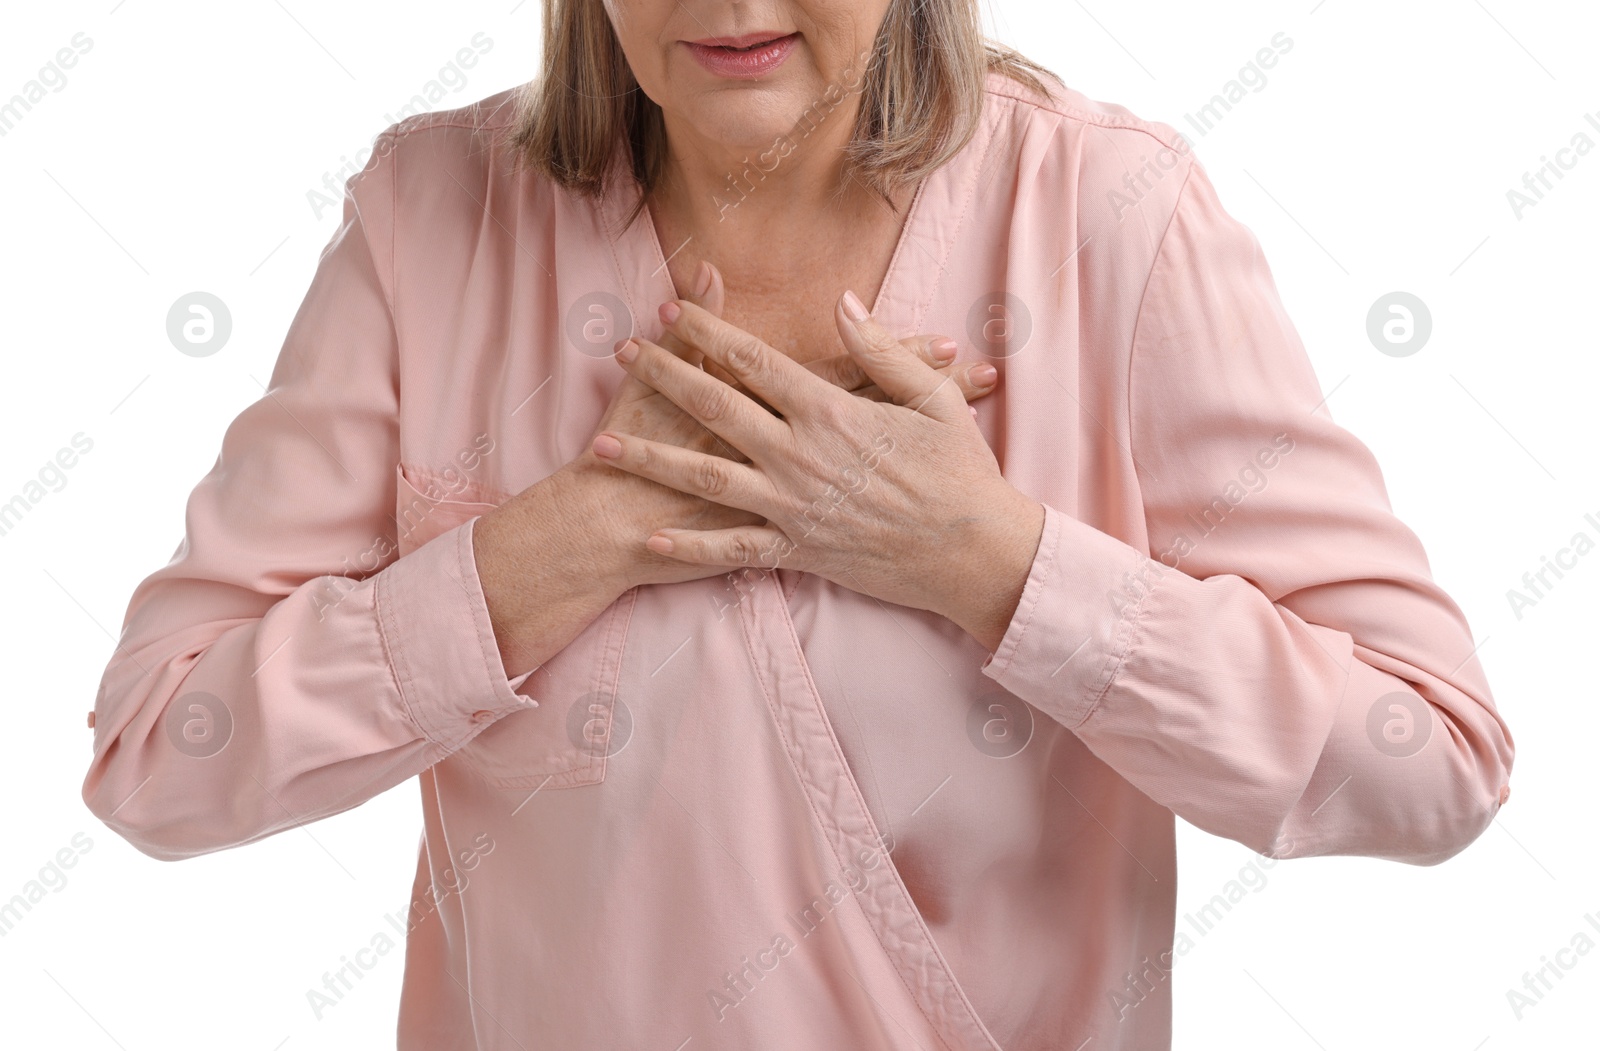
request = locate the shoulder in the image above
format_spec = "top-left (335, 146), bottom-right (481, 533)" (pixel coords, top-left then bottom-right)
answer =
top-left (983, 68), bottom-right (1190, 153)
top-left (346, 83), bottom-right (549, 211)
top-left (335, 82), bottom-right (567, 293)
top-left (979, 66), bottom-right (1202, 259)
top-left (381, 83), bottom-right (525, 156)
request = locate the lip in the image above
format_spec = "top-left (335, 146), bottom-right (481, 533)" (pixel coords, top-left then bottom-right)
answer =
top-left (685, 30), bottom-right (792, 48)
top-left (681, 32), bottom-right (799, 80)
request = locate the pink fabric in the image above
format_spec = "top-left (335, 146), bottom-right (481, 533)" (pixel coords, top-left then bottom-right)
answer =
top-left (84, 73), bottom-right (1514, 1049)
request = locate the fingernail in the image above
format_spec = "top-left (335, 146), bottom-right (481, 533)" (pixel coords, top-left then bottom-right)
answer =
top-left (692, 260), bottom-right (712, 298)
top-left (593, 434), bottom-right (622, 458)
top-left (646, 534), bottom-right (675, 555)
top-left (659, 301), bottom-right (682, 324)
top-left (970, 363), bottom-right (998, 386)
top-left (931, 338), bottom-right (958, 362)
top-left (969, 405), bottom-right (978, 417)
top-left (614, 339), bottom-right (638, 363)
top-left (842, 289), bottom-right (869, 323)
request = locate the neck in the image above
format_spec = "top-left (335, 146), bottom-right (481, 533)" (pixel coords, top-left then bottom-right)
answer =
top-left (646, 98), bottom-right (893, 265)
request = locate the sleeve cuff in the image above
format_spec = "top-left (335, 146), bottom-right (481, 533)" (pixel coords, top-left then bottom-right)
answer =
top-left (375, 513), bottom-right (538, 752)
top-left (979, 502), bottom-right (1165, 729)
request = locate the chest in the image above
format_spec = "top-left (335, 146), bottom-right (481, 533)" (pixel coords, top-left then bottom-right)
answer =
top-left (653, 212), bottom-right (910, 366)
top-left (712, 302), bottom-right (859, 366)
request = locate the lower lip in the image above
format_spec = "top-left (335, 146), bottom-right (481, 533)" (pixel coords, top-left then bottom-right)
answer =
top-left (683, 34), bottom-right (799, 79)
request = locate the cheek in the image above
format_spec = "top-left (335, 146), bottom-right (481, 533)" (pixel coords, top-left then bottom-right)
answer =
top-left (805, 3), bottom-right (893, 74)
top-left (606, 1), bottom-right (672, 83)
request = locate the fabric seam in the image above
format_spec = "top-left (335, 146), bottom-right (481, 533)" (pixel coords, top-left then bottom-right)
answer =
top-left (737, 584), bottom-right (976, 1051)
top-left (988, 504), bottom-right (1059, 683)
top-left (375, 567), bottom-right (444, 753)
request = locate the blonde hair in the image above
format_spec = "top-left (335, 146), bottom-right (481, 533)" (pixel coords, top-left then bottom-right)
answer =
top-left (503, 0), bottom-right (1061, 226)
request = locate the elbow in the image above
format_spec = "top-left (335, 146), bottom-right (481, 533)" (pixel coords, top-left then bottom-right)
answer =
top-left (81, 758), bottom-right (239, 864)
top-left (1268, 763), bottom-right (1510, 867)
top-left (1400, 719), bottom-right (1514, 866)
top-left (1402, 770), bottom-right (1510, 868)
top-left (81, 784), bottom-right (193, 863)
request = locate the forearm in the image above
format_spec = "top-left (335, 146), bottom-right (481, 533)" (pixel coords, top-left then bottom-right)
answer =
top-left (472, 459), bottom-right (634, 680)
top-left (976, 503), bottom-right (1511, 864)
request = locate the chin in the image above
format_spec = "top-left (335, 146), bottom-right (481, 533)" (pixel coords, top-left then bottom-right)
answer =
top-left (681, 87), bottom-right (813, 150)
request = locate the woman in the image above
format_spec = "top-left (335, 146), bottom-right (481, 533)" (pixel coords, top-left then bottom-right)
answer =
top-left (83, 1), bottom-right (1515, 1048)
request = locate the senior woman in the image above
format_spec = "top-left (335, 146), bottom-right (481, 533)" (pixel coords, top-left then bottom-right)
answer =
top-left (84, 1), bottom-right (1514, 1048)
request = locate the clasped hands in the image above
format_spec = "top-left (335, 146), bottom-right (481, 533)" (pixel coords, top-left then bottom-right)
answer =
top-left (590, 261), bottom-right (1045, 644)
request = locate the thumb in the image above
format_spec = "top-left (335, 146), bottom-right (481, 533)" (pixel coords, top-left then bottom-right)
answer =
top-left (835, 289), bottom-right (964, 423)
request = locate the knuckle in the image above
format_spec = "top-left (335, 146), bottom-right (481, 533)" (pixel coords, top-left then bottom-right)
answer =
top-left (722, 335), bottom-right (764, 374)
top-left (726, 535), bottom-right (762, 566)
top-left (693, 457), bottom-right (731, 498)
top-left (815, 394), bottom-right (853, 429)
top-left (688, 380), bottom-right (737, 422)
top-left (633, 346), bottom-right (663, 385)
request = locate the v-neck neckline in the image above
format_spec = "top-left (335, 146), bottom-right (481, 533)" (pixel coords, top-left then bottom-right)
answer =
top-left (594, 114), bottom-right (990, 334)
top-left (633, 171), bottom-right (932, 321)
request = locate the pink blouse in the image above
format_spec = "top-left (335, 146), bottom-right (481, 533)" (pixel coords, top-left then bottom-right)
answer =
top-left (84, 71), bottom-right (1515, 1050)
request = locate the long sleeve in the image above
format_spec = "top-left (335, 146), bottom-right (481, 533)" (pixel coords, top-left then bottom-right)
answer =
top-left (980, 158), bottom-right (1514, 865)
top-left (82, 128), bottom-right (535, 862)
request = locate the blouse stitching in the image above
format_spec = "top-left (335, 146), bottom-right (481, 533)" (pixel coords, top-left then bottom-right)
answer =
top-left (1077, 161), bottom-right (1201, 720)
top-left (983, 75), bottom-right (1192, 156)
top-left (740, 592), bottom-right (974, 1051)
top-left (991, 502), bottom-right (1058, 682)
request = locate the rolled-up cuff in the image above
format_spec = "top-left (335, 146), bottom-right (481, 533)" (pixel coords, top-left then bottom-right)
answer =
top-left (375, 514), bottom-right (537, 752)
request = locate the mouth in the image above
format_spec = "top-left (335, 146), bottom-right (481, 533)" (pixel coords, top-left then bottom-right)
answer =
top-left (686, 31), bottom-right (795, 50)
top-left (681, 31), bottom-right (800, 79)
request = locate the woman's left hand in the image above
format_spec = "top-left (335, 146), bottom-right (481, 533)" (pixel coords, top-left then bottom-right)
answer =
top-left (591, 289), bottom-right (1046, 638)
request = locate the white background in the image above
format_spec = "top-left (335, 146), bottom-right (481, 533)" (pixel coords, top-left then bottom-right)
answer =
top-left (1, 0), bottom-right (1595, 1047)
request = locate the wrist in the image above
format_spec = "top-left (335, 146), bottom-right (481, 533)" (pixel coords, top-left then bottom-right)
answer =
top-left (938, 487), bottom-right (1045, 653)
top-left (550, 456), bottom-right (641, 597)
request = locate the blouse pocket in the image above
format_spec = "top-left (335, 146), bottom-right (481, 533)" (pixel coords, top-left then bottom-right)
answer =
top-left (394, 462), bottom-right (634, 791)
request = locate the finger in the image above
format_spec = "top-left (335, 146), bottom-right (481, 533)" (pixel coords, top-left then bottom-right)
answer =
top-left (657, 271), bottom-right (776, 413)
top-left (856, 361), bottom-right (999, 404)
top-left (644, 525), bottom-right (800, 571)
top-left (658, 299), bottom-right (820, 419)
top-left (591, 429), bottom-right (773, 517)
top-left (835, 291), bottom-right (965, 424)
top-left (612, 336), bottom-right (786, 457)
top-left (806, 334), bottom-right (958, 392)
top-left (658, 260), bottom-right (726, 368)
